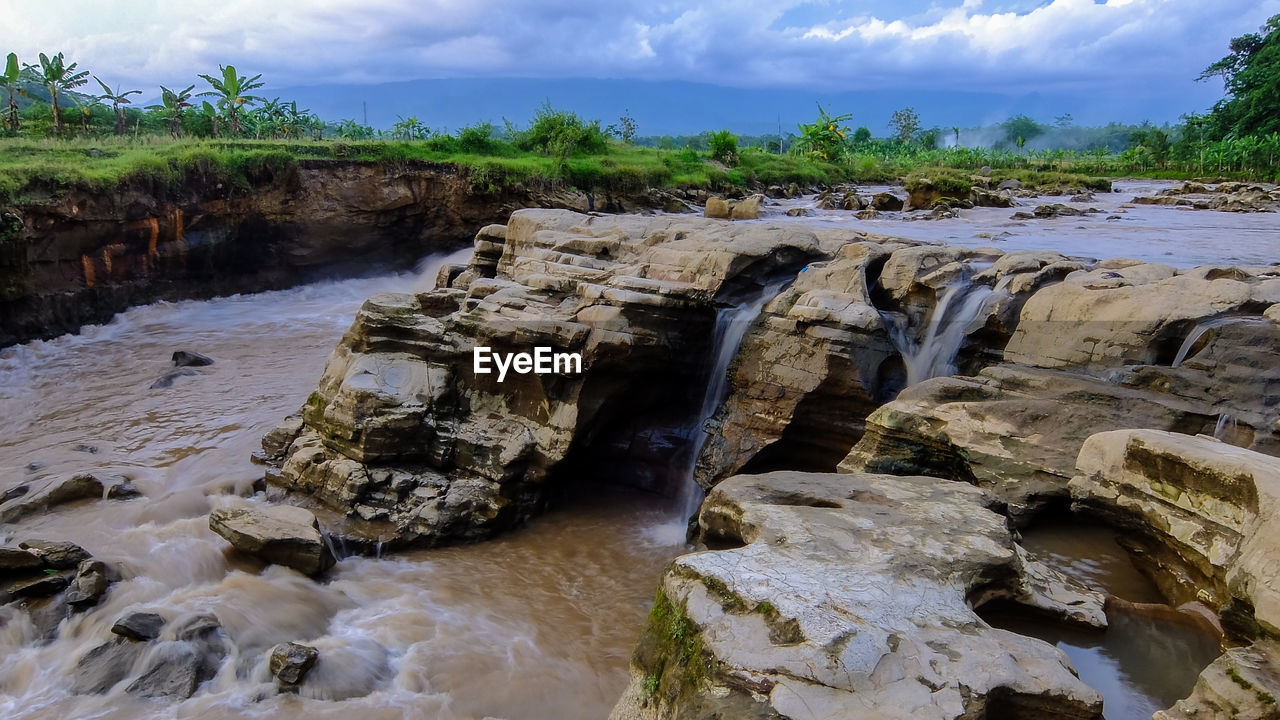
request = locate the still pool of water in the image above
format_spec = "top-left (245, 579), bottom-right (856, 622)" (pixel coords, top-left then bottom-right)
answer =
top-left (983, 521), bottom-right (1224, 720)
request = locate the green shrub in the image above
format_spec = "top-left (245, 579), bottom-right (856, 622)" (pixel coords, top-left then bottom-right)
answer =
top-left (457, 122), bottom-right (497, 154)
top-left (709, 129), bottom-right (739, 165)
top-left (514, 103), bottom-right (609, 158)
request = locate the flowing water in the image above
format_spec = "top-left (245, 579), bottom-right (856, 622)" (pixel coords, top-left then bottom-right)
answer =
top-left (0, 250), bottom-right (687, 720)
top-left (983, 521), bottom-right (1224, 720)
top-left (645, 280), bottom-right (789, 545)
top-left (764, 180), bottom-right (1280, 268)
top-left (878, 267), bottom-right (998, 386)
top-left (4, 187), bottom-right (1268, 718)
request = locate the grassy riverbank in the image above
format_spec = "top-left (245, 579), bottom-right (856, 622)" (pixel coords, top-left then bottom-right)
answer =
top-left (0, 136), bottom-right (864, 204)
top-left (0, 136), bottom-right (1134, 206)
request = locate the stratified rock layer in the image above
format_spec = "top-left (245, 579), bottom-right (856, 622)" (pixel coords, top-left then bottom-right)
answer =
top-left (1069, 429), bottom-right (1280, 636)
top-left (611, 471), bottom-right (1106, 720)
top-left (839, 262), bottom-right (1280, 520)
top-left (263, 209), bottom-right (877, 546)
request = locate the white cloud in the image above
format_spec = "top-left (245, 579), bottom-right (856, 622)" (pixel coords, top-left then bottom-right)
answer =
top-left (3, 0), bottom-right (1278, 100)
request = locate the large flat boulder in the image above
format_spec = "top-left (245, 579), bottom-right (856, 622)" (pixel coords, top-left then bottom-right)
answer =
top-left (208, 505), bottom-right (335, 576)
top-left (611, 471), bottom-right (1106, 720)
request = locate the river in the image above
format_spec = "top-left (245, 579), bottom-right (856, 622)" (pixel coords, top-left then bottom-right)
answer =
top-left (2, 189), bottom-right (1265, 718)
top-left (0, 251), bottom-right (686, 720)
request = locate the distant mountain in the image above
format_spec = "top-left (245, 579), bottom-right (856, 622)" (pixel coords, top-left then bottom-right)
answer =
top-left (272, 77), bottom-right (1219, 135)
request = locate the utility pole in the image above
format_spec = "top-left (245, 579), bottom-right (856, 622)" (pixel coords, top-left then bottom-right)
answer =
top-left (363, 101), bottom-right (368, 126)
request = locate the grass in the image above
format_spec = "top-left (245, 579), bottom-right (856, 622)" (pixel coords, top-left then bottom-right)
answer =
top-left (0, 135), bottom-right (1127, 207)
top-left (634, 588), bottom-right (714, 705)
top-left (0, 135), bottom-right (856, 205)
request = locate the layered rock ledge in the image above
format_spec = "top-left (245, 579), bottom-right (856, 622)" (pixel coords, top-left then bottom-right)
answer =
top-left (610, 471), bottom-right (1107, 720)
top-left (260, 209), bottom-right (876, 547)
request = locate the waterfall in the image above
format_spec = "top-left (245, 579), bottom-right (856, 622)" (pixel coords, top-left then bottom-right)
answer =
top-left (881, 271), bottom-right (998, 387)
top-left (646, 280), bottom-right (789, 544)
top-left (1173, 317), bottom-right (1229, 368)
top-left (1214, 413), bottom-right (1237, 442)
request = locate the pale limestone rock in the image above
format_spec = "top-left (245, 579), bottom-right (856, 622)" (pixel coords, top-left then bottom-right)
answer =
top-left (704, 197), bottom-right (730, 219)
top-left (610, 472), bottom-right (1105, 720)
top-left (266, 210), bottom-right (864, 547)
top-left (1157, 641), bottom-right (1280, 720)
top-left (1069, 429), bottom-right (1280, 635)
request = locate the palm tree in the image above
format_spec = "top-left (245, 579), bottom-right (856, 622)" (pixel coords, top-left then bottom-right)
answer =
top-left (26, 52), bottom-right (89, 136)
top-left (94, 77), bottom-right (141, 136)
top-left (147, 84), bottom-right (194, 138)
top-left (197, 65), bottom-right (264, 135)
top-left (2, 53), bottom-right (22, 132)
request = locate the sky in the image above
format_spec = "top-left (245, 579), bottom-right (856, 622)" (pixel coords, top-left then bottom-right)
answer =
top-left (5, 0), bottom-right (1279, 131)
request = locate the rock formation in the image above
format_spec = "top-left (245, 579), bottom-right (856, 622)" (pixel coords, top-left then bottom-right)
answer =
top-left (260, 208), bottom-right (1280, 717)
top-left (610, 471), bottom-right (1107, 720)
top-left (208, 504), bottom-right (336, 575)
top-left (260, 209), bottom-right (874, 547)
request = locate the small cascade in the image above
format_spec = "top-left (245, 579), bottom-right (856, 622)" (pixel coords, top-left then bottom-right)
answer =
top-left (1214, 413), bottom-right (1237, 442)
top-left (881, 270), bottom-right (998, 387)
top-left (647, 280), bottom-right (789, 544)
top-left (1173, 317), bottom-right (1229, 368)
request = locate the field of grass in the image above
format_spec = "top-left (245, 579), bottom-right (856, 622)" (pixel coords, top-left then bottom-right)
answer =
top-left (0, 136), bottom-right (868, 205)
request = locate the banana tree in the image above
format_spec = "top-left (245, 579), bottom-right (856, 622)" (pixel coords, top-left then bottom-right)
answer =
top-left (147, 84), bottom-right (194, 138)
top-left (197, 65), bottom-right (264, 135)
top-left (69, 93), bottom-right (95, 134)
top-left (285, 102), bottom-right (312, 139)
top-left (791, 104), bottom-right (852, 161)
top-left (2, 53), bottom-right (22, 131)
top-left (26, 52), bottom-right (90, 136)
top-left (197, 101), bottom-right (221, 138)
top-left (94, 77), bottom-right (141, 135)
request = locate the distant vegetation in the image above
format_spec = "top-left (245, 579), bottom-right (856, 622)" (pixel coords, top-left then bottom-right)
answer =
top-left (0, 14), bottom-right (1276, 205)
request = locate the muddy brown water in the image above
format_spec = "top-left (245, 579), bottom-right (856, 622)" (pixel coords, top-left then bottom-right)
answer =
top-left (763, 179), bottom-right (1279, 268)
top-left (2, 191), bottom-right (1268, 718)
top-left (0, 251), bottom-right (686, 719)
top-left (984, 521), bottom-right (1224, 720)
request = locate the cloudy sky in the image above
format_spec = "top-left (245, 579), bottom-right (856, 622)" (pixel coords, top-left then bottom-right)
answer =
top-left (6, 0), bottom-right (1278, 128)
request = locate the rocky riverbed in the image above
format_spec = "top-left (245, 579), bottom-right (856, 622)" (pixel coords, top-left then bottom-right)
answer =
top-left (3, 186), bottom-right (1280, 719)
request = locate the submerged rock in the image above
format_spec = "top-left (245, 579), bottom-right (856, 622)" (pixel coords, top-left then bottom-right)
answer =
top-left (610, 471), bottom-right (1105, 720)
top-left (1011, 203), bottom-right (1100, 219)
top-left (125, 642), bottom-right (205, 700)
top-left (0, 473), bottom-right (140, 523)
top-left (1157, 641), bottom-right (1280, 720)
top-left (270, 642), bottom-right (320, 687)
top-left (112, 611), bottom-right (166, 641)
top-left (150, 368), bottom-right (200, 389)
top-left (72, 638), bottom-right (146, 695)
top-left (208, 505), bottom-right (336, 576)
top-left (171, 350), bottom-right (214, 367)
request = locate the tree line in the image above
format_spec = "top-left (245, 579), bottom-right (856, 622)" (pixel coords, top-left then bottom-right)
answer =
top-left (1, 51), bottom-right (323, 140)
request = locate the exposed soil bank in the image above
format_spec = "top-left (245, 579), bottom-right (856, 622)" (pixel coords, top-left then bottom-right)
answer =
top-left (0, 160), bottom-right (662, 347)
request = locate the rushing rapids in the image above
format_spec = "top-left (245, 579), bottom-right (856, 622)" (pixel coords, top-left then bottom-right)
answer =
top-left (3, 181), bottom-right (1280, 720)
